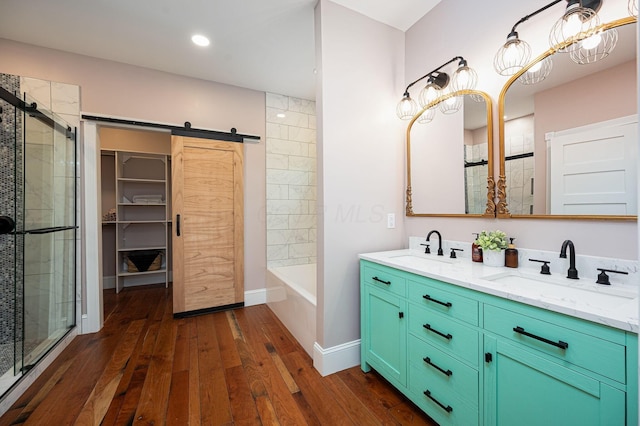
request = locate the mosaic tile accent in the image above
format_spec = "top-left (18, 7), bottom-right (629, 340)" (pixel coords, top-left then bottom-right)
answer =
top-left (0, 74), bottom-right (22, 361)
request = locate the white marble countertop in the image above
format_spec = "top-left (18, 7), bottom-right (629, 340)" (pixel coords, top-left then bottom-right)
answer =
top-left (360, 248), bottom-right (639, 333)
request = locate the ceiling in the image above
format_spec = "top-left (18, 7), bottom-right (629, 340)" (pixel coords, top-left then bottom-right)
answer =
top-left (0, 0), bottom-right (441, 101)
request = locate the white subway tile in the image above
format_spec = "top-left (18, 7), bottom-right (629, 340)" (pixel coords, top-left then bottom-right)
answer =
top-left (267, 214), bottom-right (289, 230)
top-left (267, 169), bottom-right (308, 185)
top-left (289, 127), bottom-right (316, 144)
top-left (266, 153), bottom-right (289, 169)
top-left (266, 184), bottom-right (288, 200)
top-left (289, 156), bottom-right (315, 172)
top-left (266, 93), bottom-right (289, 109)
top-left (51, 82), bottom-right (80, 115)
top-left (289, 214), bottom-right (317, 229)
top-left (289, 185), bottom-right (316, 201)
top-left (266, 199), bottom-right (309, 215)
top-left (266, 122), bottom-right (289, 139)
top-left (267, 229), bottom-right (310, 245)
top-left (289, 97), bottom-right (316, 115)
top-left (267, 138), bottom-right (308, 157)
top-left (267, 244), bottom-right (289, 261)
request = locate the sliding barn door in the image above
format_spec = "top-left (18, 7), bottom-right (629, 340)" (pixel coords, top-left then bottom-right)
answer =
top-left (171, 136), bottom-right (244, 315)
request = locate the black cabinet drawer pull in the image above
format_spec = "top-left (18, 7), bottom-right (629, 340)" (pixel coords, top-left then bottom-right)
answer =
top-left (423, 323), bottom-right (452, 340)
top-left (423, 357), bottom-right (452, 377)
top-left (372, 276), bottom-right (391, 285)
top-left (176, 214), bottom-right (181, 236)
top-left (423, 294), bottom-right (452, 308)
top-left (513, 326), bottom-right (568, 350)
top-left (423, 390), bottom-right (453, 413)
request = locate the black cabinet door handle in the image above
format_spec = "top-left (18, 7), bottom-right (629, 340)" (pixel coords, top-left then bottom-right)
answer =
top-left (513, 326), bottom-right (568, 350)
top-left (423, 390), bottom-right (453, 413)
top-left (423, 294), bottom-right (452, 308)
top-left (176, 214), bottom-right (181, 236)
top-left (423, 357), bottom-right (452, 377)
top-left (423, 323), bottom-right (452, 340)
top-left (372, 276), bottom-right (391, 285)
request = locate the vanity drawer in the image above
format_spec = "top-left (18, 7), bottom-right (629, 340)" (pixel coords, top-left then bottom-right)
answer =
top-left (409, 363), bottom-right (479, 426)
top-left (362, 263), bottom-right (406, 296)
top-left (408, 278), bottom-right (478, 326)
top-left (409, 335), bottom-right (479, 406)
top-left (484, 304), bottom-right (626, 383)
top-left (409, 305), bottom-right (479, 368)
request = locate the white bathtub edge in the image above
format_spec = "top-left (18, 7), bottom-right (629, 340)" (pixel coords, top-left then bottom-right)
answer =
top-left (312, 339), bottom-right (361, 377)
top-left (244, 288), bottom-right (267, 307)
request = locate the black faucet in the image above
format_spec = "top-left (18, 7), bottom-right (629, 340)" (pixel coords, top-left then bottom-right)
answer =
top-left (426, 230), bottom-right (443, 256)
top-left (559, 240), bottom-right (579, 280)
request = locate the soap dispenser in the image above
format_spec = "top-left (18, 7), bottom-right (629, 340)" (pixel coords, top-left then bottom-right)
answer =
top-left (472, 233), bottom-right (483, 263)
top-left (505, 238), bottom-right (518, 268)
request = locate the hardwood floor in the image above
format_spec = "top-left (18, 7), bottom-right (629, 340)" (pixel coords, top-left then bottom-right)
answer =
top-left (0, 284), bottom-right (437, 425)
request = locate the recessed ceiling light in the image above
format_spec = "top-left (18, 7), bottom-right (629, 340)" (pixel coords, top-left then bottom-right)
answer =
top-left (191, 34), bottom-right (210, 47)
top-left (276, 113), bottom-right (286, 118)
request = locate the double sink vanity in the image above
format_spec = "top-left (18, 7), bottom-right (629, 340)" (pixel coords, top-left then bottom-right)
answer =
top-left (360, 238), bottom-right (638, 426)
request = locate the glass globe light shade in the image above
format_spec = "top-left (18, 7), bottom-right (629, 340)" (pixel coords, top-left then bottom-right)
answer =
top-left (451, 65), bottom-right (478, 92)
top-left (439, 92), bottom-right (462, 115)
top-left (518, 56), bottom-right (553, 85)
top-left (417, 107), bottom-right (436, 124)
top-left (569, 27), bottom-right (618, 64)
top-left (630, 0), bottom-right (638, 16)
top-left (549, 5), bottom-right (600, 52)
top-left (418, 82), bottom-right (442, 109)
top-left (396, 94), bottom-right (418, 120)
top-left (494, 33), bottom-right (532, 76)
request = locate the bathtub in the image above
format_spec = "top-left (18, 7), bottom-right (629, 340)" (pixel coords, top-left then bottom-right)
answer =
top-left (266, 263), bottom-right (316, 356)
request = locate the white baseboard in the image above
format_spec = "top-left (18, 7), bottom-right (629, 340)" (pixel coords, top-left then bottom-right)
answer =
top-left (313, 339), bottom-right (361, 376)
top-left (244, 288), bottom-right (267, 306)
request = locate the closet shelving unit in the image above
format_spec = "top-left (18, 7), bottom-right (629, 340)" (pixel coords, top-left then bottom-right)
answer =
top-left (112, 151), bottom-right (169, 292)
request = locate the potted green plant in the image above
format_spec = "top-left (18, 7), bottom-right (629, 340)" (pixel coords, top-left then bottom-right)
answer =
top-left (476, 230), bottom-right (508, 267)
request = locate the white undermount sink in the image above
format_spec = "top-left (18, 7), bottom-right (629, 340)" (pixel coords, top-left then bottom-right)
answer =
top-left (481, 270), bottom-right (638, 310)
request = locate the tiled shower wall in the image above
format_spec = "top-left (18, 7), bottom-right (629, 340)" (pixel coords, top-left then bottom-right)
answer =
top-left (265, 93), bottom-right (317, 268)
top-left (504, 115), bottom-right (535, 215)
top-left (464, 142), bottom-right (489, 214)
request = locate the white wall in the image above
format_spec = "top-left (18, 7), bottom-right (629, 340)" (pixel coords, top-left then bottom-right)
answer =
top-left (404, 0), bottom-right (637, 260)
top-left (315, 0), bottom-right (406, 350)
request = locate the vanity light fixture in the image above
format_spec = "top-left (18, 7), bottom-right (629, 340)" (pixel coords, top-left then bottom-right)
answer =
top-left (549, 0), bottom-right (618, 64)
top-left (396, 56), bottom-right (477, 120)
top-left (494, 0), bottom-right (563, 76)
top-left (518, 56), bottom-right (553, 85)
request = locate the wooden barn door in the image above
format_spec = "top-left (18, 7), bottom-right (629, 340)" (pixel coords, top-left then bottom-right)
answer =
top-left (171, 136), bottom-right (244, 315)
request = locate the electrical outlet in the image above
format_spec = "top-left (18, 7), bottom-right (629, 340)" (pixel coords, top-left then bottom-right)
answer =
top-left (387, 213), bottom-right (395, 229)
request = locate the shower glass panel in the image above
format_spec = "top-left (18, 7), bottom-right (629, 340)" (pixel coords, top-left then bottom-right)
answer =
top-left (0, 85), bottom-right (76, 397)
top-left (17, 93), bottom-right (76, 374)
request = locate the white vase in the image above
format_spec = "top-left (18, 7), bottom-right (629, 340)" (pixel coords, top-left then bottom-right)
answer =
top-left (483, 249), bottom-right (505, 267)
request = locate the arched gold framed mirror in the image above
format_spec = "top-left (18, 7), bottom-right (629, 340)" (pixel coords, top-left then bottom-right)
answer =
top-left (406, 89), bottom-right (495, 217)
top-left (497, 16), bottom-right (637, 220)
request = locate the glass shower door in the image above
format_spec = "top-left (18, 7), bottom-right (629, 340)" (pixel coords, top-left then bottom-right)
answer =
top-left (16, 93), bottom-right (76, 373)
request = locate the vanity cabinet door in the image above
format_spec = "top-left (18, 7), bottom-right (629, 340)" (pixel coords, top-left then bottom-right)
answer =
top-left (361, 284), bottom-right (407, 387)
top-left (484, 336), bottom-right (625, 426)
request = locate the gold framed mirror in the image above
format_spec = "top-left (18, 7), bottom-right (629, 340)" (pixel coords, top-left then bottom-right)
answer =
top-left (497, 16), bottom-right (637, 220)
top-left (406, 89), bottom-right (495, 217)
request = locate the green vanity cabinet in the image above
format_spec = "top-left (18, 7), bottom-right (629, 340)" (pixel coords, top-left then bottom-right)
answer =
top-left (360, 262), bottom-right (407, 388)
top-left (360, 259), bottom-right (638, 426)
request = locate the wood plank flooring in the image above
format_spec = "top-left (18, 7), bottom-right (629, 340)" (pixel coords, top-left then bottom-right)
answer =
top-left (0, 284), bottom-right (438, 425)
